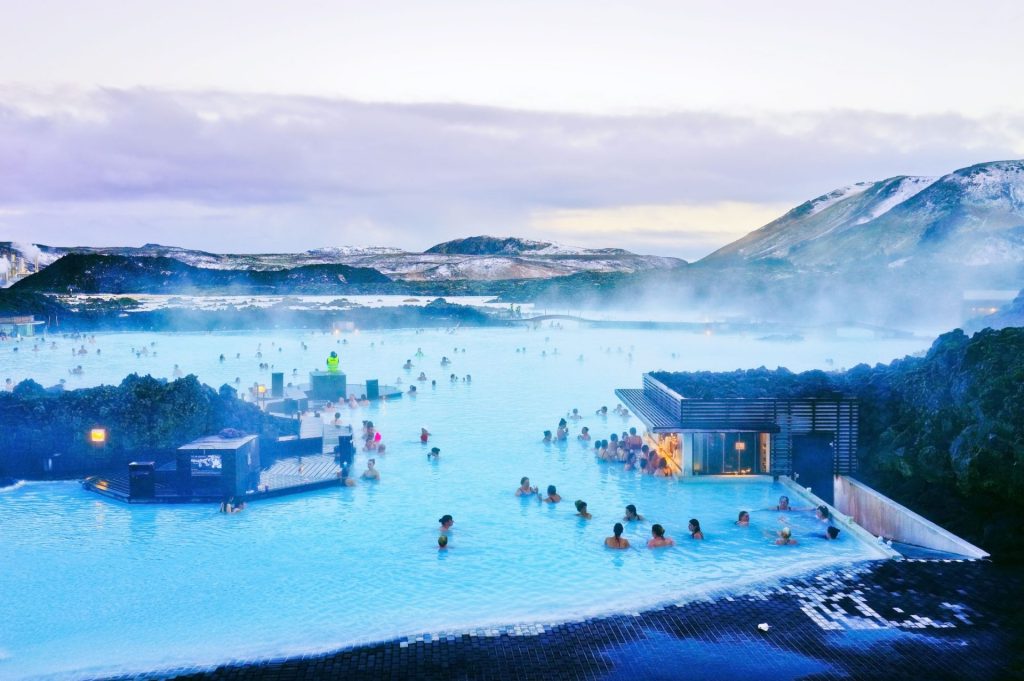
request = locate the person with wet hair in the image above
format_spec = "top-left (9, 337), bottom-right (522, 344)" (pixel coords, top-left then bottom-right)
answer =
top-left (607, 433), bottom-right (619, 458)
top-left (688, 518), bottom-right (704, 540)
top-left (736, 511), bottom-right (750, 527)
top-left (647, 524), bottom-right (675, 548)
top-left (574, 500), bottom-right (592, 520)
top-left (825, 526), bottom-right (841, 540)
top-left (438, 514), bottom-right (454, 532)
top-left (624, 504), bottom-right (644, 522)
top-left (543, 485), bottom-right (561, 503)
top-left (816, 505), bottom-right (832, 523)
top-left (361, 458), bottom-right (380, 480)
top-left (605, 523), bottom-right (630, 549)
top-left (556, 418), bottom-right (569, 441)
top-left (516, 477), bottom-right (539, 497)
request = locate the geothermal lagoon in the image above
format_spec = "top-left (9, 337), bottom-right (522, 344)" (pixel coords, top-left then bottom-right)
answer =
top-left (0, 324), bottom-right (930, 679)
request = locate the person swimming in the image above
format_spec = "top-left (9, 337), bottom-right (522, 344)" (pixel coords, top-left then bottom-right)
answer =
top-left (438, 514), bottom-right (454, 532)
top-left (578, 426), bottom-right (591, 441)
top-left (574, 500), bottom-right (592, 520)
top-left (816, 505), bottom-right (832, 523)
top-left (543, 485), bottom-right (561, 503)
top-left (775, 527), bottom-right (798, 545)
top-left (605, 523), bottom-right (630, 549)
top-left (624, 504), bottom-right (644, 522)
top-left (776, 495), bottom-right (791, 511)
top-left (824, 526), bottom-right (841, 540)
top-left (542, 430), bottom-right (553, 443)
top-left (516, 477), bottom-right (539, 496)
top-left (438, 535), bottom-right (449, 550)
top-left (736, 510), bottom-right (750, 527)
top-left (420, 427), bottom-right (430, 443)
top-left (688, 518), bottom-right (704, 540)
top-left (647, 524), bottom-right (675, 548)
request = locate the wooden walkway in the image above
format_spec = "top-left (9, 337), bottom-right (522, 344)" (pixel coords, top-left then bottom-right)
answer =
top-left (259, 453), bottom-right (340, 491)
top-left (298, 416), bottom-right (351, 453)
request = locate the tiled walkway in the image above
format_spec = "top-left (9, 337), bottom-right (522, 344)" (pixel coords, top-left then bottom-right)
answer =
top-left (132, 559), bottom-right (1023, 681)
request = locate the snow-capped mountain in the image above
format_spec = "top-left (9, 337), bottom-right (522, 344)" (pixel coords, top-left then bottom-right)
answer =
top-left (703, 160), bottom-right (1024, 270)
top-left (1, 237), bottom-right (684, 286)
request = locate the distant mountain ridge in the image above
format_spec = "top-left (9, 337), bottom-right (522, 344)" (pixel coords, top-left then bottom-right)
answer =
top-left (1, 237), bottom-right (683, 286)
top-left (4, 158), bottom-right (1023, 327)
top-left (11, 253), bottom-right (391, 295)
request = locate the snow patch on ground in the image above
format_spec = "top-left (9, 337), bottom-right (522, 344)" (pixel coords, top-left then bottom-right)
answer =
top-left (855, 176), bottom-right (939, 224)
top-left (808, 182), bottom-right (873, 215)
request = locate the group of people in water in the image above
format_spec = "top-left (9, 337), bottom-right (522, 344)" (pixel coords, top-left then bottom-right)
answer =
top-left (498, 485), bottom-right (839, 551)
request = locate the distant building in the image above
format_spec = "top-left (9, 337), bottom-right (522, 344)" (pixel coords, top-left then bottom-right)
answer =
top-left (0, 315), bottom-right (45, 337)
top-left (616, 374), bottom-right (858, 503)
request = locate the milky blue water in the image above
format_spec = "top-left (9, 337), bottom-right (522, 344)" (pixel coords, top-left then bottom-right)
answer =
top-left (0, 326), bottom-right (926, 679)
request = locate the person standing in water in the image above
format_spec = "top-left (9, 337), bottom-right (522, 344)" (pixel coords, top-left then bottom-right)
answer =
top-left (688, 518), bottom-right (705, 540)
top-left (516, 477), bottom-right (538, 496)
top-left (647, 524), bottom-right (675, 548)
top-left (605, 523), bottom-right (630, 549)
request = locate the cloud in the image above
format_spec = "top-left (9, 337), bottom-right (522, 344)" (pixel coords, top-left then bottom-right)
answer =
top-left (0, 87), bottom-right (1021, 257)
top-left (529, 202), bottom-right (793, 256)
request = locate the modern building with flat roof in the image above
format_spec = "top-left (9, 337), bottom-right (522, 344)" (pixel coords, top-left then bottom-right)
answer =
top-left (616, 373), bottom-right (857, 503)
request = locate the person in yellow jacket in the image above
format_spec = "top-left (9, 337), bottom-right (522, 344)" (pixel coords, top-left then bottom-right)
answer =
top-left (326, 351), bottom-right (340, 372)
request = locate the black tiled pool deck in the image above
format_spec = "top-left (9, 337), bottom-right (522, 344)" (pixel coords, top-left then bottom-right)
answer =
top-left (127, 559), bottom-right (1023, 681)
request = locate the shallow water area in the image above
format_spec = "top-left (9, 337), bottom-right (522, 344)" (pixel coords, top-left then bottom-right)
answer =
top-left (0, 326), bottom-right (927, 679)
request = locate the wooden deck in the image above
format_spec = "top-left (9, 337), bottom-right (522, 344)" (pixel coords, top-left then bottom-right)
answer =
top-left (259, 453), bottom-right (340, 491)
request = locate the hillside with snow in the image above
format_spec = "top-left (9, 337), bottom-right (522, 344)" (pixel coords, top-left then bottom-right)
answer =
top-left (702, 160), bottom-right (1024, 270)
top-left (0, 238), bottom-right (684, 285)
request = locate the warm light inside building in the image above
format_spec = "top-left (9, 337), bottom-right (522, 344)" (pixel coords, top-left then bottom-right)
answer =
top-left (257, 384), bottom-right (267, 395)
top-left (89, 428), bottom-right (107, 444)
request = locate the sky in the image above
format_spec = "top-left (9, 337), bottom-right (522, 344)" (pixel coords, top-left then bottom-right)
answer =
top-left (1, 0), bottom-right (1023, 259)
